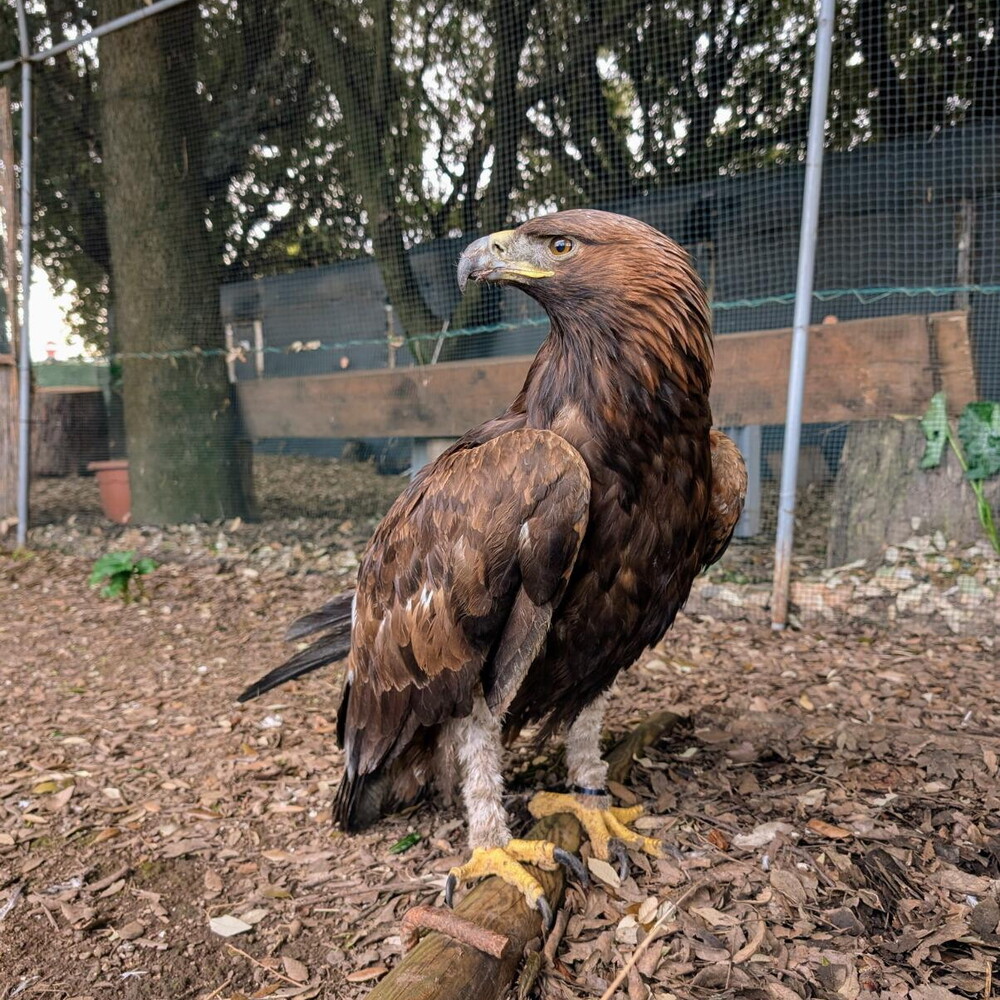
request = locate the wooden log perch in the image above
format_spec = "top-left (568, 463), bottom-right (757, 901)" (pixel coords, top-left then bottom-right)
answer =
top-left (605, 710), bottom-right (683, 785)
top-left (366, 709), bottom-right (684, 1000)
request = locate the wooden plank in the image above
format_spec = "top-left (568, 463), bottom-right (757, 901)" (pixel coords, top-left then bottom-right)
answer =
top-left (238, 355), bottom-right (534, 440)
top-left (237, 312), bottom-right (976, 440)
top-left (710, 311), bottom-right (975, 427)
top-left (928, 311), bottom-right (977, 412)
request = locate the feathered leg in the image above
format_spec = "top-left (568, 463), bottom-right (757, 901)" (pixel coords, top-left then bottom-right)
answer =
top-left (529, 691), bottom-right (661, 877)
top-left (444, 696), bottom-right (585, 926)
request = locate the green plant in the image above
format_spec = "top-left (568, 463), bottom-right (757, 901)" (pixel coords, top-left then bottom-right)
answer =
top-left (919, 392), bottom-right (1000, 553)
top-left (88, 550), bottom-right (158, 602)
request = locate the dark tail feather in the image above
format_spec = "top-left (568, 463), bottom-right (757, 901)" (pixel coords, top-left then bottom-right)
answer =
top-left (236, 590), bottom-right (355, 702)
top-left (332, 723), bottom-right (437, 832)
top-left (284, 591), bottom-right (355, 641)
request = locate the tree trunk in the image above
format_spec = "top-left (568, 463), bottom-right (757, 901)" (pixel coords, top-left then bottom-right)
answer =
top-left (856, 0), bottom-right (915, 139)
top-left (297, 0), bottom-right (442, 360)
top-left (441, 0), bottom-right (534, 362)
top-left (828, 418), bottom-right (1000, 565)
top-left (97, 1), bottom-right (248, 523)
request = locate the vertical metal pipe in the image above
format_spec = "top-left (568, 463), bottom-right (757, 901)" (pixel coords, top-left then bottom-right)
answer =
top-left (14, 0), bottom-right (31, 548)
top-left (770, 0), bottom-right (836, 629)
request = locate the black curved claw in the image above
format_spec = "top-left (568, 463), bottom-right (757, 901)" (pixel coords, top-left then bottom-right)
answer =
top-left (536, 894), bottom-right (554, 931)
top-left (444, 873), bottom-right (457, 908)
top-left (609, 838), bottom-right (630, 882)
top-left (554, 847), bottom-right (590, 889)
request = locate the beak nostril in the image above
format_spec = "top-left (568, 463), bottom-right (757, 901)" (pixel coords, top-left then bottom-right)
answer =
top-left (491, 241), bottom-right (505, 255)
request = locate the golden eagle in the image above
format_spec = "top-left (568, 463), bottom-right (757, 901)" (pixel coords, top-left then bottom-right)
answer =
top-left (239, 209), bottom-right (747, 924)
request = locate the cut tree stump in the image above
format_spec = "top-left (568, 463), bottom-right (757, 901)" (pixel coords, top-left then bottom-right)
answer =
top-left (366, 710), bottom-right (683, 1000)
top-left (827, 417), bottom-right (1000, 566)
top-left (31, 386), bottom-right (109, 477)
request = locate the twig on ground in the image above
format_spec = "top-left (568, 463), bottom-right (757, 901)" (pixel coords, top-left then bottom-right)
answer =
top-left (597, 881), bottom-right (703, 1000)
top-left (225, 943), bottom-right (303, 987)
top-left (516, 943), bottom-right (543, 1000)
top-left (84, 865), bottom-right (131, 895)
top-left (542, 906), bottom-right (571, 966)
top-left (0, 883), bottom-right (23, 921)
top-left (196, 976), bottom-right (233, 1000)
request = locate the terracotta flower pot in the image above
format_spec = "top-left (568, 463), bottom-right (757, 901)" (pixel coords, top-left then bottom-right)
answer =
top-left (87, 459), bottom-right (131, 524)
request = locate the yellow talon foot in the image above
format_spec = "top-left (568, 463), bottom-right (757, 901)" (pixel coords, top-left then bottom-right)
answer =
top-left (445, 840), bottom-right (587, 928)
top-left (528, 790), bottom-right (662, 876)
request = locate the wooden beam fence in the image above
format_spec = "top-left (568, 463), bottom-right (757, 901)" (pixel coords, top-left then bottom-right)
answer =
top-left (236, 312), bottom-right (975, 442)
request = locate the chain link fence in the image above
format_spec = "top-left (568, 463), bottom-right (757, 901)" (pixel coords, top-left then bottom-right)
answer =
top-left (1, 0), bottom-right (997, 639)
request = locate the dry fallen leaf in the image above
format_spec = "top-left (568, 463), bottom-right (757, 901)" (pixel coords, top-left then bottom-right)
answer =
top-left (45, 786), bottom-right (75, 812)
top-left (209, 914), bottom-right (253, 938)
top-left (117, 920), bottom-right (145, 941)
top-left (732, 919), bottom-right (767, 963)
top-left (806, 818), bottom-right (851, 839)
top-left (637, 896), bottom-right (659, 925)
top-left (731, 822), bottom-right (796, 849)
top-left (98, 879), bottom-right (126, 899)
top-left (345, 965), bottom-right (388, 983)
top-left (769, 869), bottom-right (807, 905)
top-left (281, 955), bottom-right (309, 983)
top-left (587, 857), bottom-right (622, 889)
top-left (706, 828), bottom-right (730, 850)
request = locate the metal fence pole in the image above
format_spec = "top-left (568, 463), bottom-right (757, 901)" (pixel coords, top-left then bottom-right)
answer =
top-left (14, 0), bottom-right (31, 548)
top-left (769, 0), bottom-right (836, 629)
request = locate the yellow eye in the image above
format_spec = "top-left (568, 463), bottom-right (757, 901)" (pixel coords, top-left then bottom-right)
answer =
top-left (549, 236), bottom-right (573, 256)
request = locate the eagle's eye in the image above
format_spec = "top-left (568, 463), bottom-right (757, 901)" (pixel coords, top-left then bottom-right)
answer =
top-left (548, 236), bottom-right (573, 256)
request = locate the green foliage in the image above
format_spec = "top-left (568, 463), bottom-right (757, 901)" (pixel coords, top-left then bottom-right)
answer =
top-left (918, 392), bottom-right (949, 470)
top-left (88, 551), bottom-right (158, 603)
top-left (957, 402), bottom-right (1000, 481)
top-left (919, 393), bottom-right (1000, 553)
top-left (388, 832), bottom-right (422, 855)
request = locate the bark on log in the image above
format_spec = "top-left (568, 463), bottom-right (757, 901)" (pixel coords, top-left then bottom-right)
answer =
top-left (367, 710), bottom-right (683, 1000)
top-left (0, 354), bottom-right (16, 521)
top-left (31, 387), bottom-right (109, 477)
top-left (828, 417), bottom-right (1000, 566)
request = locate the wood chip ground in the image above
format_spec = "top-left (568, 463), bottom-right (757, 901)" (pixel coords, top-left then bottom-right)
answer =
top-left (0, 460), bottom-right (997, 999)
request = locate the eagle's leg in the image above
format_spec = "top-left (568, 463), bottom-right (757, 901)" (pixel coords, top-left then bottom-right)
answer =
top-left (529, 692), bottom-right (661, 878)
top-left (445, 696), bottom-right (585, 926)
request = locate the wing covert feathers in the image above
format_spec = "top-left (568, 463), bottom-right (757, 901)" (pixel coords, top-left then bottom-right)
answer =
top-left (337, 430), bottom-right (590, 820)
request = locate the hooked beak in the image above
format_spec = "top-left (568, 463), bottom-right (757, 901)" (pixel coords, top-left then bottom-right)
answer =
top-left (457, 230), bottom-right (554, 293)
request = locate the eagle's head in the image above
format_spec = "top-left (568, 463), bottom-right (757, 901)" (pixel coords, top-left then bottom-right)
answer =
top-left (457, 208), bottom-right (712, 386)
